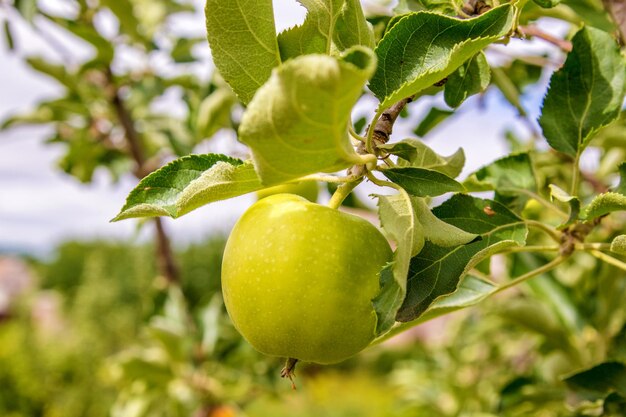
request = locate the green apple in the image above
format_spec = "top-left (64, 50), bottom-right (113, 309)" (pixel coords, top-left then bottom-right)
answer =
top-left (222, 194), bottom-right (392, 364)
top-left (256, 181), bottom-right (319, 202)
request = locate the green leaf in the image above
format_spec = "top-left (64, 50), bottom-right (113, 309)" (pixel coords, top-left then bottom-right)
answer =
top-left (583, 192), bottom-right (626, 220)
top-left (611, 235), bottom-right (626, 256)
top-left (374, 192), bottom-right (425, 335)
top-left (112, 154), bottom-right (263, 221)
top-left (538, 27), bottom-right (626, 157)
top-left (2, 106), bottom-right (56, 129)
top-left (48, 16), bottom-right (115, 63)
top-left (171, 38), bottom-right (202, 63)
top-left (397, 195), bottom-right (527, 322)
top-left (278, 0), bottom-right (374, 60)
top-left (196, 88), bottom-right (236, 140)
top-left (444, 52), bottom-right (491, 108)
top-left (379, 139), bottom-right (465, 178)
top-left (532, 0), bottom-right (561, 8)
top-left (3, 21), bottom-right (15, 51)
top-left (604, 392), bottom-right (626, 415)
top-left (464, 153), bottom-right (537, 213)
top-left (14, 0), bottom-right (37, 22)
top-left (382, 167), bottom-right (464, 197)
top-left (333, 0), bottom-right (376, 51)
top-left (374, 264), bottom-right (404, 336)
top-left (413, 107), bottom-right (454, 137)
top-left (369, 4), bottom-right (514, 109)
top-left (394, 0), bottom-right (458, 15)
top-left (549, 184), bottom-right (580, 227)
top-left (393, 0), bottom-right (459, 15)
top-left (503, 59), bottom-right (544, 92)
top-left (205, 0), bottom-right (281, 104)
top-left (413, 275), bottom-right (497, 324)
top-left (491, 66), bottom-right (527, 117)
top-left (26, 57), bottom-right (75, 89)
top-left (100, 0), bottom-right (144, 44)
top-left (500, 298), bottom-right (574, 352)
top-left (239, 48), bottom-right (375, 185)
top-left (412, 197), bottom-right (478, 247)
top-left (564, 361), bottom-right (626, 397)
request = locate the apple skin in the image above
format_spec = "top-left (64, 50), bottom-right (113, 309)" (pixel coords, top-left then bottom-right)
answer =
top-left (256, 181), bottom-right (319, 202)
top-left (221, 194), bottom-right (392, 364)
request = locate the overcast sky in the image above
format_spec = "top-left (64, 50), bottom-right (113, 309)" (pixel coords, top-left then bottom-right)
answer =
top-left (0, 1), bottom-right (568, 256)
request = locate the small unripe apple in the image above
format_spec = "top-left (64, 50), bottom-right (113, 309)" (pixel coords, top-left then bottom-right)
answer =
top-left (256, 181), bottom-right (319, 202)
top-left (222, 194), bottom-right (392, 364)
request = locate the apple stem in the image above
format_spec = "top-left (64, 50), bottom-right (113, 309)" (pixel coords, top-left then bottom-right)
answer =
top-left (327, 179), bottom-right (363, 209)
top-left (280, 358), bottom-right (299, 390)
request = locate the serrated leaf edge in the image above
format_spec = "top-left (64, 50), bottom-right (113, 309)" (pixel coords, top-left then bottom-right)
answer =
top-left (374, 4), bottom-right (514, 109)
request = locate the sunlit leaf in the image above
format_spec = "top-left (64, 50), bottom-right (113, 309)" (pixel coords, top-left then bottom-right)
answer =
top-left (611, 235), bottom-right (626, 255)
top-left (205, 0), bottom-right (281, 104)
top-left (369, 4), bottom-right (514, 109)
top-left (240, 48), bottom-right (375, 185)
top-left (112, 154), bottom-right (263, 221)
top-left (278, 0), bottom-right (374, 60)
top-left (583, 192), bottom-right (626, 220)
top-left (549, 184), bottom-right (580, 227)
top-left (539, 27), bottom-right (626, 156)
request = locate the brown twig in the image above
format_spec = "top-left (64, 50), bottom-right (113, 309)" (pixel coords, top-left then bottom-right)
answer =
top-left (109, 82), bottom-right (147, 177)
top-left (155, 217), bottom-right (180, 284)
top-left (370, 97), bottom-right (414, 149)
top-left (518, 25), bottom-right (573, 52)
top-left (106, 68), bottom-right (180, 284)
top-left (349, 96), bottom-right (413, 177)
top-left (602, 0), bottom-right (626, 46)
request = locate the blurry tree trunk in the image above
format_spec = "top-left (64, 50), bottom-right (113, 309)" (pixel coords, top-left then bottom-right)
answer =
top-left (107, 70), bottom-right (180, 284)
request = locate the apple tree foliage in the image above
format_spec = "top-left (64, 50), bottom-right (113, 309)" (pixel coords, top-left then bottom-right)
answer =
top-left (4, 0), bottom-right (626, 414)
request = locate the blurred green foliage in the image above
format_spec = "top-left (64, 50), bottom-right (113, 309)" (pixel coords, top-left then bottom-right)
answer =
top-left (2, 231), bottom-right (626, 416)
top-left (0, 238), bottom-right (226, 417)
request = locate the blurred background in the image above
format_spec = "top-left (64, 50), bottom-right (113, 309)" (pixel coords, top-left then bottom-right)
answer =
top-left (1, 0), bottom-right (623, 416)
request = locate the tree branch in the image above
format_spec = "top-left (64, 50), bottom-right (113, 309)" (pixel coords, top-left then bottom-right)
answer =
top-left (602, 0), bottom-right (626, 46)
top-left (107, 71), bottom-right (146, 177)
top-left (367, 97), bottom-right (414, 153)
top-left (518, 25), bottom-right (572, 52)
top-left (155, 217), bottom-right (180, 283)
top-left (105, 68), bottom-right (180, 284)
top-left (348, 97), bottom-right (413, 178)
